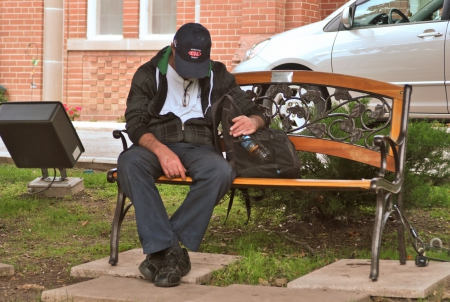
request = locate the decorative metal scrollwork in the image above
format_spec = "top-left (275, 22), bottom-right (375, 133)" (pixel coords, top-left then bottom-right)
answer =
top-left (245, 83), bottom-right (392, 149)
top-left (266, 84), bottom-right (293, 99)
top-left (303, 89), bottom-right (322, 105)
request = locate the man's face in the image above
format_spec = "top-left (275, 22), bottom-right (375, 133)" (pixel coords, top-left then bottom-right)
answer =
top-left (171, 44), bottom-right (189, 80)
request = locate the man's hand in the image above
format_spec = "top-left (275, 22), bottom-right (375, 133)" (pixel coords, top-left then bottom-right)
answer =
top-left (155, 146), bottom-right (187, 180)
top-left (139, 133), bottom-right (187, 180)
top-left (229, 115), bottom-right (265, 137)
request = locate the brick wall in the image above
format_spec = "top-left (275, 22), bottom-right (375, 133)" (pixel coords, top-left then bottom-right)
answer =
top-left (200, 0), bottom-right (244, 69)
top-left (65, 51), bottom-right (155, 121)
top-left (176, 0), bottom-right (196, 26)
top-left (0, 0), bottom-right (44, 102)
top-left (123, 0), bottom-right (139, 39)
top-left (286, 0), bottom-right (321, 30)
top-left (2, 0), bottom-right (347, 121)
top-left (66, 0), bottom-right (86, 39)
top-left (320, 0), bottom-right (347, 19)
top-left (232, 0), bottom-right (287, 67)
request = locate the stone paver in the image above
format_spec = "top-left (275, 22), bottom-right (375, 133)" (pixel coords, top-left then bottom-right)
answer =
top-left (0, 263), bottom-right (14, 277)
top-left (70, 248), bottom-right (241, 285)
top-left (41, 275), bottom-right (371, 302)
top-left (288, 259), bottom-right (450, 298)
top-left (27, 177), bottom-right (84, 197)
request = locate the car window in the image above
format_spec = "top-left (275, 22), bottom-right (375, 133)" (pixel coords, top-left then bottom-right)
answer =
top-left (409, 0), bottom-right (445, 21)
top-left (352, 0), bottom-right (444, 28)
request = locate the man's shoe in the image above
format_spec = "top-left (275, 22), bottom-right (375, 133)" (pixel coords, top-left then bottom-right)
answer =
top-left (138, 251), bottom-right (165, 282)
top-left (154, 246), bottom-right (191, 287)
top-left (179, 248), bottom-right (191, 276)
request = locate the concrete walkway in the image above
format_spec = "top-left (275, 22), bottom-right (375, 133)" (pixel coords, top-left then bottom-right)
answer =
top-left (42, 276), bottom-right (372, 302)
top-left (2, 122), bottom-right (450, 301)
top-left (1, 250), bottom-right (371, 302)
top-left (40, 247), bottom-right (450, 301)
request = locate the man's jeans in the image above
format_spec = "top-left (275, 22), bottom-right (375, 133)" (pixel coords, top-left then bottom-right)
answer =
top-left (117, 142), bottom-right (235, 254)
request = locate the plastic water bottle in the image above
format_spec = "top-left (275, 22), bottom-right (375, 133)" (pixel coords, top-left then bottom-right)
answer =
top-left (241, 135), bottom-right (272, 164)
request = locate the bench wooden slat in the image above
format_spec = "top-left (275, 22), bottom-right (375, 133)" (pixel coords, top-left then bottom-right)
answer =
top-left (233, 71), bottom-right (404, 100)
top-left (155, 175), bottom-right (372, 190)
top-left (288, 136), bottom-right (395, 172)
top-left (220, 136), bottom-right (395, 172)
top-left (109, 171), bottom-right (372, 190)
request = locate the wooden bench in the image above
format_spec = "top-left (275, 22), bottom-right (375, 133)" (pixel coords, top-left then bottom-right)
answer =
top-left (106, 70), bottom-right (412, 281)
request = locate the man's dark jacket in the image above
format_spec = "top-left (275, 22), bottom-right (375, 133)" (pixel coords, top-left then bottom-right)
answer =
top-left (125, 46), bottom-right (265, 147)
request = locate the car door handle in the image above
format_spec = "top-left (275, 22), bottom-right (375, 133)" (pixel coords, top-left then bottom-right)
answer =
top-left (417, 31), bottom-right (443, 38)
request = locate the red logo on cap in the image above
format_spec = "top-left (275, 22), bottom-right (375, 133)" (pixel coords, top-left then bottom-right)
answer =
top-left (188, 50), bottom-right (202, 58)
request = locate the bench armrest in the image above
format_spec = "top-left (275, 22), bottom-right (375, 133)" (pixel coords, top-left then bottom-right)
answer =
top-left (112, 129), bottom-right (128, 151)
top-left (107, 168), bottom-right (117, 183)
top-left (374, 135), bottom-right (401, 178)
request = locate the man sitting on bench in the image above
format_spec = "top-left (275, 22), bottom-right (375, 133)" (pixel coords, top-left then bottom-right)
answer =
top-left (118, 23), bottom-right (266, 287)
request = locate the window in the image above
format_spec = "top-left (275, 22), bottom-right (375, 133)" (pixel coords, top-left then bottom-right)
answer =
top-left (140, 0), bottom-right (177, 39)
top-left (352, 0), bottom-right (444, 28)
top-left (87, 0), bottom-right (123, 40)
top-left (98, 0), bottom-right (123, 35)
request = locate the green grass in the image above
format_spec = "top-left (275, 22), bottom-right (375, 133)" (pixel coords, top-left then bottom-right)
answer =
top-left (0, 166), bottom-right (134, 268)
top-left (206, 232), bottom-right (331, 286)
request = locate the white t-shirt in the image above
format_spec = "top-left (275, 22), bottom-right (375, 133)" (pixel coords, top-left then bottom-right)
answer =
top-left (160, 65), bottom-right (203, 123)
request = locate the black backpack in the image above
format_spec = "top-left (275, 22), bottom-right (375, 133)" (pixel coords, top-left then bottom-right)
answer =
top-left (211, 94), bottom-right (301, 223)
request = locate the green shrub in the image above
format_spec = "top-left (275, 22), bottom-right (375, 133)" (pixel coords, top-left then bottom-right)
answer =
top-left (0, 85), bottom-right (7, 103)
top-left (403, 121), bottom-right (450, 207)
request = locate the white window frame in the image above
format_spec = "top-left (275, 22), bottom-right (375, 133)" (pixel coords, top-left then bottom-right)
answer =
top-left (87, 0), bottom-right (123, 41)
top-left (139, 0), bottom-right (175, 40)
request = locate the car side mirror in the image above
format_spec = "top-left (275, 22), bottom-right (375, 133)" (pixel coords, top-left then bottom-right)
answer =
top-left (341, 7), bottom-right (353, 29)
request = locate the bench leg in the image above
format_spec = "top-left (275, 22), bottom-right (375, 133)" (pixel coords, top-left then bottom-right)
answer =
top-left (395, 190), bottom-right (407, 265)
top-left (109, 182), bottom-right (129, 266)
top-left (370, 189), bottom-right (388, 281)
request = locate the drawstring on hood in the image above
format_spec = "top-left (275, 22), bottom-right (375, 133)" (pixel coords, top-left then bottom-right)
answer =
top-left (204, 70), bottom-right (213, 115)
top-left (156, 67), bottom-right (160, 88)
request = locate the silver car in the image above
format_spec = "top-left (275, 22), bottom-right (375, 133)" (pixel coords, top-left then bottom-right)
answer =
top-left (233, 0), bottom-right (450, 120)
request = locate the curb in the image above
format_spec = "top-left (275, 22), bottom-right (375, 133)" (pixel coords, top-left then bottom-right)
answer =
top-left (75, 156), bottom-right (117, 171)
top-left (72, 121), bottom-right (125, 132)
top-left (0, 153), bottom-right (117, 172)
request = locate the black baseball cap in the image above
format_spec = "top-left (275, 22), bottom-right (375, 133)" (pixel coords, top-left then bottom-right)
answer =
top-left (173, 23), bottom-right (211, 78)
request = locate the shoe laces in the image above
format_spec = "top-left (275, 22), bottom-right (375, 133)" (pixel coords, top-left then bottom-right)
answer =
top-left (161, 249), bottom-right (181, 270)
